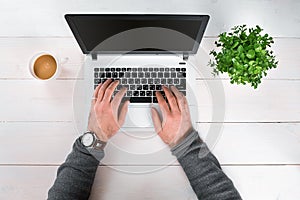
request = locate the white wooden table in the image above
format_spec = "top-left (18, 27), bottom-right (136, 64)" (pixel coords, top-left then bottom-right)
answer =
top-left (0, 0), bottom-right (300, 199)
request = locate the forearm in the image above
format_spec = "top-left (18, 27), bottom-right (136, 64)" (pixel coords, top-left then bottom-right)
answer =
top-left (171, 130), bottom-right (242, 200)
top-left (48, 138), bottom-right (104, 200)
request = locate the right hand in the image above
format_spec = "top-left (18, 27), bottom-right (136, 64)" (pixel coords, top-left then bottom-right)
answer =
top-left (151, 86), bottom-right (193, 148)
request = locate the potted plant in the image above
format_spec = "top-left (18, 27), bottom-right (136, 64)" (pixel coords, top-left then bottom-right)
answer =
top-left (209, 25), bottom-right (278, 89)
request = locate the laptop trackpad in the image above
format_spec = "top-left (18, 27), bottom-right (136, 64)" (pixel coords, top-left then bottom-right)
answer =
top-left (123, 106), bottom-right (159, 128)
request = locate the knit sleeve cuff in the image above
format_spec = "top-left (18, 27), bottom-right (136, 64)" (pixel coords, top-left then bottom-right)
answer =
top-left (171, 130), bottom-right (202, 159)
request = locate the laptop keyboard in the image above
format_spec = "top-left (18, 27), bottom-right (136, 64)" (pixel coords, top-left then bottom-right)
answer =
top-left (94, 67), bottom-right (186, 103)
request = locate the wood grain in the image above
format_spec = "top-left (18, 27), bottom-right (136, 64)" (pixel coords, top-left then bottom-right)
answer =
top-left (1, 122), bottom-right (299, 165)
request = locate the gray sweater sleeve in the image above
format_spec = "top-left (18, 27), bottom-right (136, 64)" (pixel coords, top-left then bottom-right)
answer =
top-left (171, 130), bottom-right (242, 200)
top-left (47, 138), bottom-right (104, 200)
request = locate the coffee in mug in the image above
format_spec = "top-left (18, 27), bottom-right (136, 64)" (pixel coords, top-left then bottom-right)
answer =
top-left (30, 53), bottom-right (59, 80)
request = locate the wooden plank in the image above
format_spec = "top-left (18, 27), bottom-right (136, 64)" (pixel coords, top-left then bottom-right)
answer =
top-left (194, 80), bottom-right (300, 122)
top-left (0, 38), bottom-right (84, 79)
top-left (1, 122), bottom-right (299, 165)
top-left (210, 123), bottom-right (300, 165)
top-left (0, 79), bottom-right (299, 122)
top-left (0, 165), bottom-right (300, 200)
top-left (1, 0), bottom-right (300, 37)
top-left (0, 122), bottom-right (77, 165)
top-left (0, 38), bottom-right (299, 79)
top-left (0, 80), bottom-right (74, 121)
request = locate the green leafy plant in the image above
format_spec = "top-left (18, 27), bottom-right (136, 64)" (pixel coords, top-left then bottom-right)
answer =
top-left (209, 25), bottom-right (278, 89)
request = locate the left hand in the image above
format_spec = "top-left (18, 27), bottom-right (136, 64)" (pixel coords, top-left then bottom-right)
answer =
top-left (88, 79), bottom-right (130, 142)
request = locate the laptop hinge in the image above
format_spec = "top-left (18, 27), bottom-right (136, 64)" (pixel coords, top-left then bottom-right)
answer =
top-left (183, 53), bottom-right (189, 61)
top-left (91, 54), bottom-right (97, 61)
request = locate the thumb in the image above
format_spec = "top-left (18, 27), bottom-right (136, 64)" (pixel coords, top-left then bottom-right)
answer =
top-left (118, 100), bottom-right (130, 126)
top-left (151, 107), bottom-right (162, 134)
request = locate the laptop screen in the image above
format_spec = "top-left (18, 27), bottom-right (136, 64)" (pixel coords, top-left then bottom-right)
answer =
top-left (65, 14), bottom-right (209, 55)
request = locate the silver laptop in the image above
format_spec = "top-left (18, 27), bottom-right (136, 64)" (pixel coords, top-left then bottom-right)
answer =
top-left (65, 14), bottom-right (209, 130)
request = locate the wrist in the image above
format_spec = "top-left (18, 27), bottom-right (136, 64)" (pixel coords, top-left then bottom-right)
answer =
top-left (81, 131), bottom-right (107, 150)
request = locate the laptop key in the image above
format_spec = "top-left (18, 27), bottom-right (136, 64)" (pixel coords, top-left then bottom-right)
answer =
top-left (167, 79), bottom-right (173, 84)
top-left (161, 79), bottom-right (166, 84)
top-left (135, 79), bottom-right (140, 84)
top-left (143, 85), bottom-right (149, 90)
top-left (138, 72), bottom-right (144, 77)
top-left (149, 85), bottom-right (155, 90)
top-left (156, 85), bottom-right (162, 90)
top-left (177, 72), bottom-right (184, 78)
top-left (127, 91), bottom-right (132, 97)
top-left (112, 72), bottom-right (118, 78)
top-left (171, 73), bottom-right (176, 78)
top-left (116, 68), bottom-right (121, 71)
top-left (158, 72), bottom-right (163, 77)
top-left (146, 91), bottom-right (152, 96)
top-left (137, 85), bottom-right (142, 90)
top-left (125, 72), bottom-right (131, 78)
top-left (123, 85), bottom-right (129, 90)
top-left (133, 91), bottom-right (139, 96)
top-left (94, 68), bottom-right (99, 72)
top-left (154, 79), bottom-right (160, 84)
top-left (177, 84), bottom-right (186, 90)
top-left (152, 97), bottom-right (158, 103)
top-left (151, 72), bottom-right (157, 78)
top-left (174, 79), bottom-right (180, 84)
top-left (94, 79), bottom-right (100, 84)
top-left (148, 79), bottom-right (154, 84)
top-left (130, 97), bottom-right (152, 103)
top-left (119, 72), bottom-right (125, 78)
top-left (140, 91), bottom-right (145, 96)
top-left (128, 79), bottom-right (134, 84)
top-left (145, 72), bottom-right (151, 78)
top-left (94, 73), bottom-right (98, 78)
top-left (164, 72), bottom-right (170, 78)
top-left (121, 78), bottom-right (127, 84)
top-left (132, 72), bottom-right (137, 78)
top-left (130, 85), bottom-right (136, 90)
top-left (141, 79), bottom-right (147, 84)
top-left (106, 72), bottom-right (112, 78)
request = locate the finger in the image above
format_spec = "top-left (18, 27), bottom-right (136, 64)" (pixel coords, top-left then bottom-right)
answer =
top-left (118, 100), bottom-right (130, 126)
top-left (92, 83), bottom-right (102, 104)
top-left (151, 107), bottom-right (162, 134)
top-left (97, 79), bottom-right (113, 103)
top-left (112, 86), bottom-right (127, 108)
top-left (163, 86), bottom-right (180, 112)
top-left (170, 86), bottom-right (185, 112)
top-left (102, 80), bottom-right (119, 103)
top-left (156, 91), bottom-right (170, 114)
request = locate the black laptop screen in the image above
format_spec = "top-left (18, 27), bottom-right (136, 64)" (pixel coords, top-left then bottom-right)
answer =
top-left (65, 14), bottom-right (209, 54)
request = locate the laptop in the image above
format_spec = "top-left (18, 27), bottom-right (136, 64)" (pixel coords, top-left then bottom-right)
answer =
top-left (65, 14), bottom-right (209, 129)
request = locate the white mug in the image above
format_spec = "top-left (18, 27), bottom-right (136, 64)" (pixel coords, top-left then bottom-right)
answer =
top-left (29, 52), bottom-right (61, 81)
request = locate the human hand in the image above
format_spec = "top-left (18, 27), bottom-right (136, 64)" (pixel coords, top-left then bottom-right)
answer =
top-left (88, 79), bottom-right (130, 142)
top-left (151, 86), bottom-right (193, 147)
